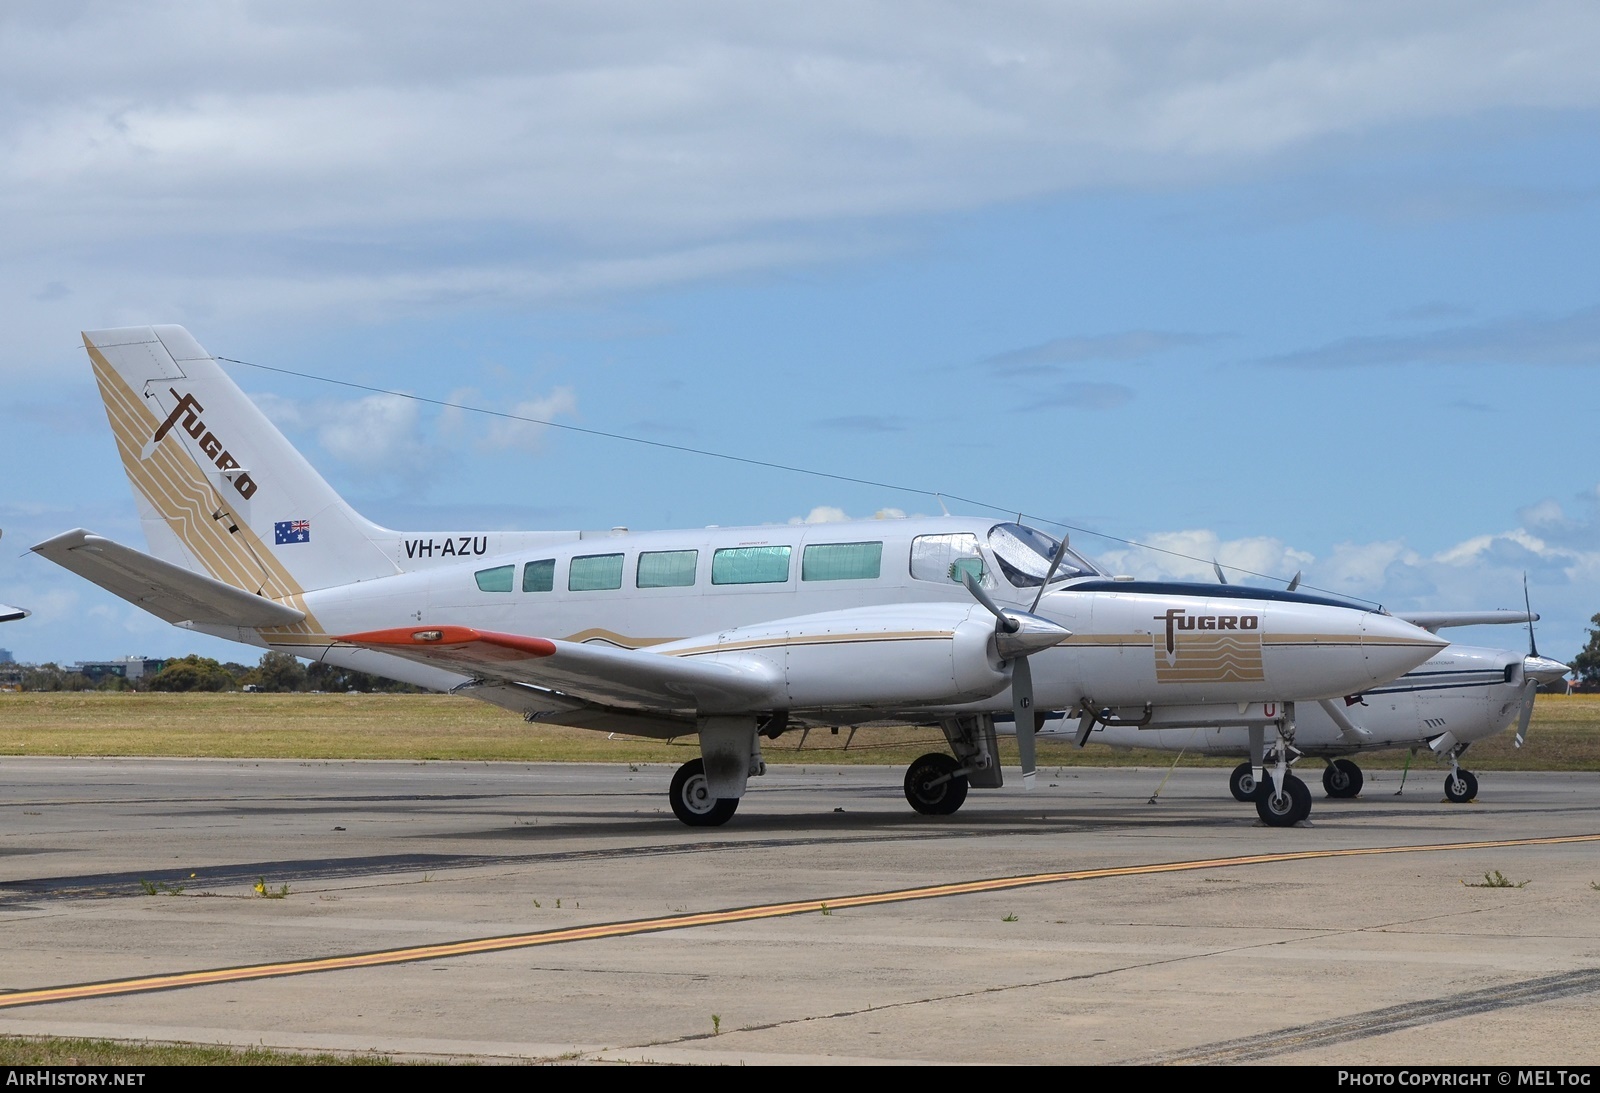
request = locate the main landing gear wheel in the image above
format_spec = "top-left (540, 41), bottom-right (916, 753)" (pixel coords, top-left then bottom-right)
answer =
top-left (1229, 762), bottom-right (1266, 802)
top-left (904, 752), bottom-right (969, 816)
top-left (1322, 758), bottom-right (1364, 799)
top-left (669, 758), bottom-right (739, 827)
top-left (1255, 773), bottom-right (1312, 827)
top-left (1444, 769), bottom-right (1479, 803)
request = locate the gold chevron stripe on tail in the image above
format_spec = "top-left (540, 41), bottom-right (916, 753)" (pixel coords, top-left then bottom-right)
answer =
top-left (1152, 633), bottom-right (1265, 683)
top-left (87, 338), bottom-right (325, 641)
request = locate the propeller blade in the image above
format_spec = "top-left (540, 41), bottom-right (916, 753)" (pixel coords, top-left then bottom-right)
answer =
top-left (1029, 532), bottom-right (1074, 613)
top-left (1213, 560), bottom-right (1228, 585)
top-left (1514, 679), bottom-right (1537, 748)
top-left (1012, 654), bottom-right (1037, 788)
top-left (1523, 573), bottom-right (1540, 658)
top-left (1287, 570), bottom-right (1302, 592)
top-left (962, 570), bottom-right (1017, 633)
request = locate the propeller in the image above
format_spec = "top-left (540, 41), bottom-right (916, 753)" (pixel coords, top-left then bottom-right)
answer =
top-left (1286, 570), bottom-right (1302, 592)
top-left (960, 550), bottom-right (1073, 788)
top-left (1514, 575), bottom-right (1568, 748)
top-left (1213, 560), bottom-right (1227, 585)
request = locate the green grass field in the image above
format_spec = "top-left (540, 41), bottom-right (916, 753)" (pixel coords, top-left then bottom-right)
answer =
top-left (3, 691), bottom-right (1597, 770)
top-left (0, 1035), bottom-right (393, 1066)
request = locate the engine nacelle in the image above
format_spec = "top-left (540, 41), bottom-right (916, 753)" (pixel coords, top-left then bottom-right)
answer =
top-left (682, 603), bottom-right (1012, 711)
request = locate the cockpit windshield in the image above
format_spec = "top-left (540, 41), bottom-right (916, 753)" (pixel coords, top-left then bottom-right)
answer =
top-left (987, 522), bottom-right (1104, 588)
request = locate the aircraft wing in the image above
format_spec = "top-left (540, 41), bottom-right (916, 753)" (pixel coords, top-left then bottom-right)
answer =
top-left (1398, 610), bottom-right (1536, 633)
top-left (31, 529), bottom-right (307, 628)
top-left (0, 604), bottom-right (28, 623)
top-left (336, 626), bottom-right (784, 714)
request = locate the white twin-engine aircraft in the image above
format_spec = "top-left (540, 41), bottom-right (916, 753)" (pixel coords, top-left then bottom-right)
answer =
top-left (1056, 640), bottom-right (1569, 807)
top-left (36, 326), bottom-right (1450, 828)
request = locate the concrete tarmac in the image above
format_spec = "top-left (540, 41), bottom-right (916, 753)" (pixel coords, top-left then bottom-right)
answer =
top-left (2, 756), bottom-right (1599, 1065)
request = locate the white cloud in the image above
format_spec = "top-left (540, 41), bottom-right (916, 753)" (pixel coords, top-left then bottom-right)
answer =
top-left (787, 505), bottom-right (910, 525)
top-left (253, 390), bottom-right (438, 491)
top-left (480, 387), bottom-right (580, 454)
top-left (1093, 530), bottom-right (1314, 585)
top-left (4, 2), bottom-right (1600, 349)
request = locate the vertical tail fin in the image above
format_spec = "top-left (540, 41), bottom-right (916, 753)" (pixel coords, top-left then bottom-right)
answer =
top-left (84, 325), bottom-right (399, 598)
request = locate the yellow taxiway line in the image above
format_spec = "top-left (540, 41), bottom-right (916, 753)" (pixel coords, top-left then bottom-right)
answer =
top-left (4, 832), bottom-right (1596, 1011)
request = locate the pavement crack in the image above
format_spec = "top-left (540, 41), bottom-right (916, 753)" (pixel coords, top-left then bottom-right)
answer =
top-left (1127, 967), bottom-right (1600, 1064)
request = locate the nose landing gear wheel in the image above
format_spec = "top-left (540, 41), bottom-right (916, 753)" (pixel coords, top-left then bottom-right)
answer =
top-left (1444, 769), bottom-right (1479, 803)
top-left (1322, 758), bottom-right (1363, 799)
top-left (1255, 773), bottom-right (1312, 827)
top-left (669, 758), bottom-right (739, 827)
top-left (1229, 761), bottom-right (1266, 802)
top-left (904, 752), bottom-right (969, 816)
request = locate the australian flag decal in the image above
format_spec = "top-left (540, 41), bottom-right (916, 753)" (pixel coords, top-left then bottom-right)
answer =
top-left (274, 520), bottom-right (311, 545)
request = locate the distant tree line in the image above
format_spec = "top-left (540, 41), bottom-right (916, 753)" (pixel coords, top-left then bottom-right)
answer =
top-left (11, 651), bottom-right (424, 694)
top-left (1573, 613), bottom-right (1600, 692)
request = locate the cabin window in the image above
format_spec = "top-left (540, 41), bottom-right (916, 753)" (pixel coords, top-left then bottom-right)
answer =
top-left (522, 559), bottom-right (555, 592)
top-left (474, 565), bottom-right (514, 593)
top-left (638, 549), bottom-right (697, 588)
top-left (910, 532), bottom-right (987, 585)
top-left (569, 553), bottom-right (624, 591)
top-left (711, 545), bottom-right (791, 585)
top-left (802, 541), bottom-right (882, 582)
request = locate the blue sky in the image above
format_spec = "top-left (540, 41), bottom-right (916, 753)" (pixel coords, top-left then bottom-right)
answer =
top-left (2, 2), bottom-right (1599, 667)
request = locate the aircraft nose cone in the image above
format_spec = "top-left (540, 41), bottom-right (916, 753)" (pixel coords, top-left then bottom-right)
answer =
top-left (1523, 654), bottom-right (1570, 686)
top-left (1359, 612), bottom-right (1449, 683)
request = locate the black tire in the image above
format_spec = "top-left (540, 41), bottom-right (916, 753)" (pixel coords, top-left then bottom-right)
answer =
top-left (1444, 769), bottom-right (1479, 804)
top-left (669, 758), bottom-right (739, 827)
top-left (1229, 762), bottom-right (1264, 802)
top-left (1255, 773), bottom-right (1312, 827)
top-left (904, 753), bottom-right (968, 816)
top-left (1322, 759), bottom-right (1364, 799)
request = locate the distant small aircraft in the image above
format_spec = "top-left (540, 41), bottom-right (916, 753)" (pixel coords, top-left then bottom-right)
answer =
top-left (1052, 639), bottom-right (1568, 807)
top-left (0, 529), bottom-right (28, 621)
top-left (36, 326), bottom-right (1448, 827)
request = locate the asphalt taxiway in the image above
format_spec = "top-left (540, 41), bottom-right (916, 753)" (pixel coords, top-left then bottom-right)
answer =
top-left (2, 757), bottom-right (1598, 1065)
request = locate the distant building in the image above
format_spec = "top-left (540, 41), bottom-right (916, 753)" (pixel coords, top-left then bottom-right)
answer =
top-left (0, 649), bottom-right (12, 665)
top-left (69, 656), bottom-right (166, 684)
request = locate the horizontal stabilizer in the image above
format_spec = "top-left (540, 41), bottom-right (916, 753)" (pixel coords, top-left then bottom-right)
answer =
top-left (336, 625), bottom-right (783, 714)
top-left (32, 529), bottom-right (306, 628)
top-left (1398, 610), bottom-right (1536, 634)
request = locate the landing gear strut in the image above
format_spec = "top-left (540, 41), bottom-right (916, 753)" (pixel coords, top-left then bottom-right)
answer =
top-left (1253, 703), bottom-right (1312, 826)
top-left (1322, 758), bottom-right (1364, 799)
top-left (669, 758), bottom-right (739, 827)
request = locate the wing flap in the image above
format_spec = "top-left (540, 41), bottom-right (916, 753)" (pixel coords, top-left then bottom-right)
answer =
top-left (336, 625), bottom-right (783, 714)
top-left (32, 529), bottom-right (306, 628)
